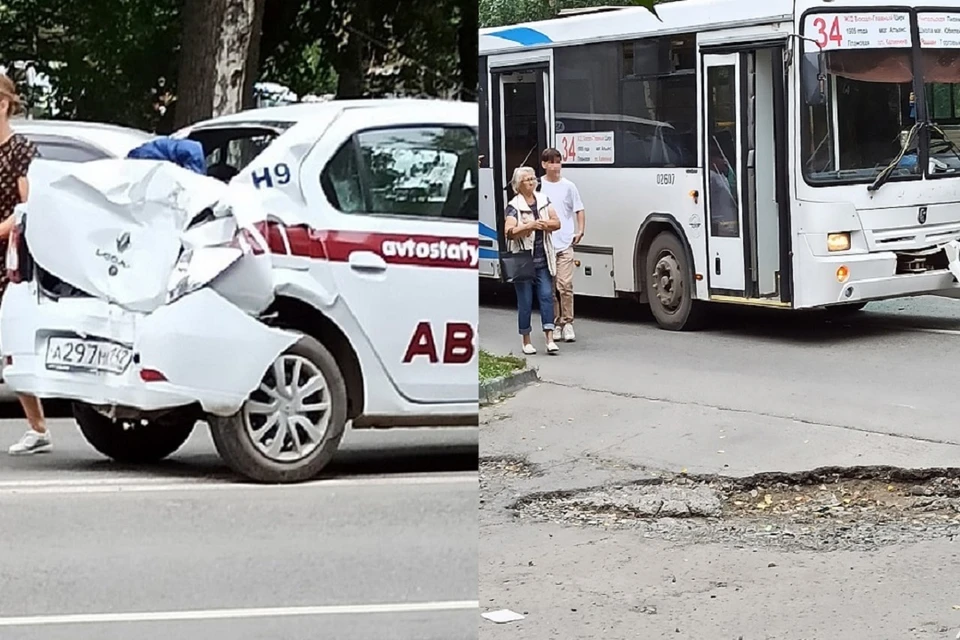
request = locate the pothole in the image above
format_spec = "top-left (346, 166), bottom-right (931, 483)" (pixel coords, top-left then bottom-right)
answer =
top-left (480, 455), bottom-right (540, 479)
top-left (480, 456), bottom-right (540, 500)
top-left (509, 466), bottom-right (960, 550)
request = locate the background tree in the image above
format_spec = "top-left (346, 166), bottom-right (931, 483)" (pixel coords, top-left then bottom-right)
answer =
top-left (0, 0), bottom-right (475, 132)
top-left (480, 0), bottom-right (661, 28)
top-left (0, 0), bottom-right (180, 130)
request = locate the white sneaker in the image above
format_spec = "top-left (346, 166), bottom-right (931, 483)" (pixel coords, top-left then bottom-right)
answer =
top-left (9, 430), bottom-right (52, 456)
top-left (522, 343), bottom-right (537, 355)
top-left (562, 324), bottom-right (576, 342)
top-left (552, 327), bottom-right (563, 342)
top-left (546, 341), bottom-right (560, 355)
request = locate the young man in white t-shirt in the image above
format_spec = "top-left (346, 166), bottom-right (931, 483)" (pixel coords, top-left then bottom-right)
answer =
top-left (539, 148), bottom-right (585, 342)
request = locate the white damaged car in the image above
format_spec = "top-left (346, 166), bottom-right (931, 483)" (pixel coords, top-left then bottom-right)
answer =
top-left (1, 99), bottom-right (478, 483)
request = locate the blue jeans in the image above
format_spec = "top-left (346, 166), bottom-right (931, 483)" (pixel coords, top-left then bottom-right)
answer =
top-left (515, 266), bottom-right (556, 336)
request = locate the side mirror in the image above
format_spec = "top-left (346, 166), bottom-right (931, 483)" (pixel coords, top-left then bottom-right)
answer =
top-left (801, 51), bottom-right (827, 106)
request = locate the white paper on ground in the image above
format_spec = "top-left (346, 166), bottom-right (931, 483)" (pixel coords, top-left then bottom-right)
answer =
top-left (136, 288), bottom-right (298, 416)
top-left (480, 609), bottom-right (526, 624)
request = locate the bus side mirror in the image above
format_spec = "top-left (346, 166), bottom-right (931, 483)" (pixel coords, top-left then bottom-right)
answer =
top-left (801, 51), bottom-right (827, 106)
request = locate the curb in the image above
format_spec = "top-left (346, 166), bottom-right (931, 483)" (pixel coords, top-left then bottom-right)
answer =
top-left (480, 367), bottom-right (540, 407)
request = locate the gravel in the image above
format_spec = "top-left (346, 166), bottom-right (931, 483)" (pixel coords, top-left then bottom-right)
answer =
top-left (484, 461), bottom-right (960, 551)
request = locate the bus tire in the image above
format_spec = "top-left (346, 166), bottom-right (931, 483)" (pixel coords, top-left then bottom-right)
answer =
top-left (644, 231), bottom-right (705, 331)
top-left (825, 301), bottom-right (868, 316)
top-left (208, 334), bottom-right (348, 484)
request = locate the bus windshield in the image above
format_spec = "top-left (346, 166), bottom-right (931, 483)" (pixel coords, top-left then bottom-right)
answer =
top-left (801, 47), bottom-right (920, 185)
top-left (801, 11), bottom-right (960, 185)
top-left (918, 12), bottom-right (960, 175)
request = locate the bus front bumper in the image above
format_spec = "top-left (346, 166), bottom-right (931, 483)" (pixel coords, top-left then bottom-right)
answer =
top-left (798, 240), bottom-right (960, 307)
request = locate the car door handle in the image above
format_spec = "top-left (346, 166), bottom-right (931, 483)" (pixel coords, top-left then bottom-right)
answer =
top-left (348, 251), bottom-right (387, 272)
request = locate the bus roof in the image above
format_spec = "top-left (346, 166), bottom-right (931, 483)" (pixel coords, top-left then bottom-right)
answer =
top-left (480, 0), bottom-right (795, 54)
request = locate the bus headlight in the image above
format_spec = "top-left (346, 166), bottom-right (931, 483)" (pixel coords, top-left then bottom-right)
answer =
top-left (827, 232), bottom-right (851, 252)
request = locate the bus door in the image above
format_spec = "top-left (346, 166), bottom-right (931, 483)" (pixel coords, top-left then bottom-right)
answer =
top-left (489, 62), bottom-right (551, 272)
top-left (700, 45), bottom-right (791, 303)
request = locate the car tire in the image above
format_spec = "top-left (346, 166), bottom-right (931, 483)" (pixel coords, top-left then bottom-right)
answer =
top-left (208, 334), bottom-right (348, 484)
top-left (645, 231), bottom-right (706, 331)
top-left (73, 403), bottom-right (197, 464)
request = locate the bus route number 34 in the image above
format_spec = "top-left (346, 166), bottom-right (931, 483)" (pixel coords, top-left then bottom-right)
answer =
top-left (811, 16), bottom-right (843, 49)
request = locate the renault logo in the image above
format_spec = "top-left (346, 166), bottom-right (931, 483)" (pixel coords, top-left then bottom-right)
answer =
top-left (918, 207), bottom-right (928, 225)
top-left (116, 232), bottom-right (131, 253)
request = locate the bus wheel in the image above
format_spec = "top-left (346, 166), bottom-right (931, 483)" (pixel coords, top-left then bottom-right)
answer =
top-left (645, 231), bottom-right (704, 331)
top-left (825, 301), bottom-right (868, 316)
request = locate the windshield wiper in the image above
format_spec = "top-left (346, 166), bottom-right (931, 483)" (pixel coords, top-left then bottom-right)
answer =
top-left (868, 122), bottom-right (921, 193)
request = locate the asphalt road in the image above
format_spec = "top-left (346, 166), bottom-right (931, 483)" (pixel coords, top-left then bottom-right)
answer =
top-left (479, 289), bottom-right (960, 639)
top-left (0, 419), bottom-right (478, 640)
top-left (481, 288), bottom-right (960, 455)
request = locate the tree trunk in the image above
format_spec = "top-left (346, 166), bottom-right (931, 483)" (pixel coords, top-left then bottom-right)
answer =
top-left (333, 0), bottom-right (368, 98)
top-left (174, 0), bottom-right (224, 128)
top-left (457, 0), bottom-right (477, 101)
top-left (241, 0), bottom-right (267, 110)
top-left (175, 0), bottom-right (265, 128)
top-left (213, 0), bottom-right (263, 116)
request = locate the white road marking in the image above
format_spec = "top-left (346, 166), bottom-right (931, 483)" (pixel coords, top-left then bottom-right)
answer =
top-left (0, 600), bottom-right (480, 627)
top-left (889, 325), bottom-right (960, 337)
top-left (0, 473), bottom-right (476, 496)
top-left (909, 327), bottom-right (960, 336)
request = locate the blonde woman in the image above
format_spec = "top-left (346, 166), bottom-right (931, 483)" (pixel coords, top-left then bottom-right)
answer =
top-left (504, 166), bottom-right (562, 355)
top-left (0, 74), bottom-right (49, 455)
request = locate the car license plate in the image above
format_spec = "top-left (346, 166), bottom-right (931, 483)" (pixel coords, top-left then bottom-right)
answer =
top-left (45, 336), bottom-right (133, 374)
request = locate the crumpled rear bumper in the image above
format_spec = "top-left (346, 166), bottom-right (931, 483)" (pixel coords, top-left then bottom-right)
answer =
top-left (0, 283), bottom-right (298, 416)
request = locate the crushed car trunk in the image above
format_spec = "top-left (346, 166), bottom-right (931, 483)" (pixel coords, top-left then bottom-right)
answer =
top-left (2, 157), bottom-right (302, 415)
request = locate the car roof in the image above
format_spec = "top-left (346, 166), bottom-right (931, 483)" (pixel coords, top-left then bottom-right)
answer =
top-left (12, 119), bottom-right (155, 157)
top-left (184, 98), bottom-right (477, 131)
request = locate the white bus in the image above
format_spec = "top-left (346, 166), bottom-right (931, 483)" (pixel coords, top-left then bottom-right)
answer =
top-left (479, 0), bottom-right (960, 330)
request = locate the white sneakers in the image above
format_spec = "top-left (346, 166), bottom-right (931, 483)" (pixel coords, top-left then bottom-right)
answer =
top-left (9, 429), bottom-right (52, 456)
top-left (525, 325), bottom-right (575, 356)
top-left (522, 338), bottom-right (561, 356)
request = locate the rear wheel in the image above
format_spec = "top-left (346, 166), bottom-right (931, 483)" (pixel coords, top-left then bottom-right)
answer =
top-left (208, 334), bottom-right (348, 484)
top-left (644, 231), bottom-right (706, 331)
top-left (73, 403), bottom-right (197, 464)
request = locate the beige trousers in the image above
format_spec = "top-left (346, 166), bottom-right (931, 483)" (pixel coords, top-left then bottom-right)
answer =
top-left (554, 247), bottom-right (575, 326)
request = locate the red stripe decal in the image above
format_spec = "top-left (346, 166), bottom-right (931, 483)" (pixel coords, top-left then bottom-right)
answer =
top-left (252, 222), bottom-right (479, 269)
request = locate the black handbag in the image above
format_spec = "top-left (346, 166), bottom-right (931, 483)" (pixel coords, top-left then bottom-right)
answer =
top-left (500, 249), bottom-right (535, 283)
top-left (500, 198), bottom-right (542, 283)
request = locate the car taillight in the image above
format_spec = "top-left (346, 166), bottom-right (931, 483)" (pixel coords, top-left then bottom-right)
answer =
top-left (6, 223), bottom-right (21, 283)
top-left (232, 220), bottom-right (323, 258)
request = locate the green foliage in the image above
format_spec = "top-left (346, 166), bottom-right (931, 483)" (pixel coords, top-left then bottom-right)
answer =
top-left (266, 0), bottom-right (471, 100)
top-left (479, 350), bottom-right (526, 382)
top-left (0, 0), bottom-right (473, 131)
top-left (480, 0), bottom-right (661, 28)
top-left (0, 0), bottom-right (181, 130)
